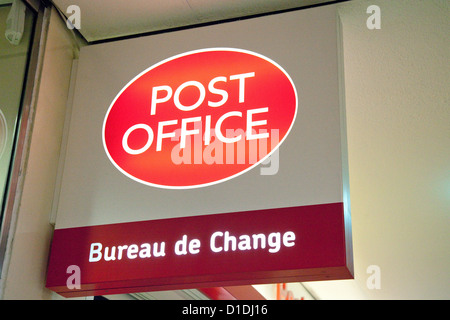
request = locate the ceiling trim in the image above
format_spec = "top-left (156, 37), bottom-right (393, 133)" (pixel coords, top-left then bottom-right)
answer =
top-left (53, 0), bottom-right (350, 45)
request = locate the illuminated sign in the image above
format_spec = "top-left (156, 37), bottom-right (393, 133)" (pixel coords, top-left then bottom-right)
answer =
top-left (46, 203), bottom-right (351, 297)
top-left (102, 48), bottom-right (297, 189)
top-left (46, 5), bottom-right (353, 298)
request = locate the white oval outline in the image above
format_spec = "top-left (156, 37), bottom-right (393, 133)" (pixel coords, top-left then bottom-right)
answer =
top-left (102, 47), bottom-right (298, 189)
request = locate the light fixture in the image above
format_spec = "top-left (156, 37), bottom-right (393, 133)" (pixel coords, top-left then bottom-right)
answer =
top-left (5, 0), bottom-right (26, 45)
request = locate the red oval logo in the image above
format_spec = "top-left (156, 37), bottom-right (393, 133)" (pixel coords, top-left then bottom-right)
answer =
top-left (103, 48), bottom-right (297, 189)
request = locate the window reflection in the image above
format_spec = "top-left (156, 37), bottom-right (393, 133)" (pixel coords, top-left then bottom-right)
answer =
top-left (0, 1), bottom-right (35, 217)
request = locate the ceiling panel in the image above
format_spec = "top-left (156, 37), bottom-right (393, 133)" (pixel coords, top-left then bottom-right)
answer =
top-left (50, 0), bottom-right (336, 42)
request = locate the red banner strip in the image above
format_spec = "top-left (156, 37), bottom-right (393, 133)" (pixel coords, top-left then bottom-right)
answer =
top-left (46, 202), bottom-right (352, 297)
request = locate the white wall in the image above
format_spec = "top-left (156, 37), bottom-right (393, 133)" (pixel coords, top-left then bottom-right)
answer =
top-left (305, 0), bottom-right (449, 299)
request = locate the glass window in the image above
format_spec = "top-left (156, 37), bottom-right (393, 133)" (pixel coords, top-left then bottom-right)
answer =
top-left (0, 1), bottom-right (36, 241)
